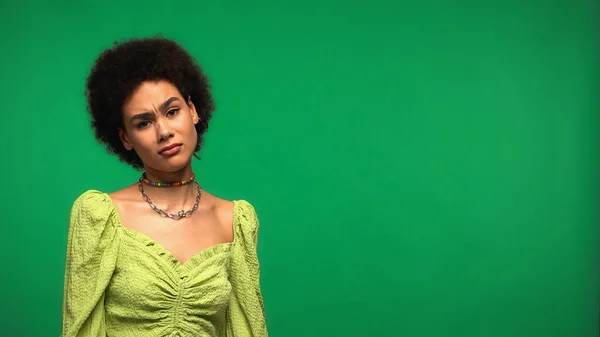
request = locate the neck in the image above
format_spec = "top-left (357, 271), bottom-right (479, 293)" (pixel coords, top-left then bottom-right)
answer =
top-left (140, 163), bottom-right (199, 211)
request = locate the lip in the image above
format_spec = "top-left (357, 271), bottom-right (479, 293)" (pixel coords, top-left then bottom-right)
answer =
top-left (159, 143), bottom-right (183, 156)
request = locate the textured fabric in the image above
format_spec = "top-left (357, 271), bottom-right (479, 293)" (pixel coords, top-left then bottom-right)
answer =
top-left (61, 190), bottom-right (268, 337)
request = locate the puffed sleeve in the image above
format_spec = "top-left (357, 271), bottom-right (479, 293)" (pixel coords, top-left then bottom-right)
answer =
top-left (60, 190), bottom-right (120, 337)
top-left (223, 200), bottom-right (268, 337)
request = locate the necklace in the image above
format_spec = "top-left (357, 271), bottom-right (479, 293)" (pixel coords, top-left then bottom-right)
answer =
top-left (142, 172), bottom-right (195, 187)
top-left (138, 176), bottom-right (202, 220)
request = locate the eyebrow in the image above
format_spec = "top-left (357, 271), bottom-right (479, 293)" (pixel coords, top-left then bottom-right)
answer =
top-left (129, 97), bottom-right (182, 123)
top-left (159, 96), bottom-right (181, 111)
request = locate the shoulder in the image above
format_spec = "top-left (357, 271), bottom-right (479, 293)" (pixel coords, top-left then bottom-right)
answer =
top-left (202, 191), bottom-right (260, 234)
top-left (234, 200), bottom-right (259, 220)
top-left (69, 189), bottom-right (118, 231)
top-left (66, 190), bottom-right (121, 264)
top-left (71, 189), bottom-right (110, 213)
top-left (107, 184), bottom-right (138, 201)
top-left (107, 184), bottom-right (140, 216)
top-left (233, 200), bottom-right (261, 242)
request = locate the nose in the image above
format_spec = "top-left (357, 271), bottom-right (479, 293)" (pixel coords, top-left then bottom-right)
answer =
top-left (156, 120), bottom-right (174, 142)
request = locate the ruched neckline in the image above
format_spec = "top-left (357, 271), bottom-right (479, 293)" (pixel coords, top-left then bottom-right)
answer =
top-left (104, 193), bottom-right (237, 272)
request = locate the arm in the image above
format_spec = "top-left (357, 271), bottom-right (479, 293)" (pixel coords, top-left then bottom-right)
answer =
top-left (61, 191), bottom-right (119, 337)
top-left (223, 201), bottom-right (268, 337)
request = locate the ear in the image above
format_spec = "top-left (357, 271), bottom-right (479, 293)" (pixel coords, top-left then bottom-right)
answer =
top-left (188, 95), bottom-right (200, 124)
top-left (118, 128), bottom-right (134, 150)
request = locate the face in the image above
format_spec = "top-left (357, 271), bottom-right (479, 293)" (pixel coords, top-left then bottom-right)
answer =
top-left (119, 80), bottom-right (200, 172)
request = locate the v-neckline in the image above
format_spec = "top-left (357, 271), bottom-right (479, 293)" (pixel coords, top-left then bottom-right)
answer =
top-left (103, 193), bottom-right (238, 269)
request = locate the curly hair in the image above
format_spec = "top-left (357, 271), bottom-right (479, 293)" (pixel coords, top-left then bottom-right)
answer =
top-left (84, 36), bottom-right (215, 169)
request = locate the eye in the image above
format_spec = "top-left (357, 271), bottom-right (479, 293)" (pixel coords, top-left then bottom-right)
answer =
top-left (136, 121), bottom-right (151, 129)
top-left (166, 108), bottom-right (180, 117)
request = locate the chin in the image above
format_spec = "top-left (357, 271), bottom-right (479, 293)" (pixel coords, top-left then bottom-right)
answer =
top-left (150, 156), bottom-right (193, 172)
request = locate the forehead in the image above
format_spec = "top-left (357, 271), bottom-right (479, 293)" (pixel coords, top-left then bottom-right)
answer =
top-left (123, 80), bottom-right (183, 114)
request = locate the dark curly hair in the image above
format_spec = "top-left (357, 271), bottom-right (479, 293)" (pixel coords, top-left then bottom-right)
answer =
top-left (84, 36), bottom-right (215, 169)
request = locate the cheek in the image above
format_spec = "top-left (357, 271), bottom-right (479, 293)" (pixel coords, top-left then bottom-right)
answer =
top-left (181, 116), bottom-right (198, 136)
top-left (189, 123), bottom-right (198, 136)
top-left (129, 133), bottom-right (155, 152)
top-left (187, 126), bottom-right (198, 146)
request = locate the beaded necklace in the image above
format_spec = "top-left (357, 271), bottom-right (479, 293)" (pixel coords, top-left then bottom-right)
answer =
top-left (141, 172), bottom-right (195, 187)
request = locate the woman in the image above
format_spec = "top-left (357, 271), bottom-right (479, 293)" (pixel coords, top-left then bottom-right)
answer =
top-left (61, 37), bottom-right (268, 337)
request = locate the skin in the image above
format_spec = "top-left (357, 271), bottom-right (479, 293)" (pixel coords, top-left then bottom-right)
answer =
top-left (109, 80), bottom-right (234, 265)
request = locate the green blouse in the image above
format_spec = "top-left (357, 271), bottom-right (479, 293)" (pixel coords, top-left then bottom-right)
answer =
top-left (60, 190), bottom-right (268, 337)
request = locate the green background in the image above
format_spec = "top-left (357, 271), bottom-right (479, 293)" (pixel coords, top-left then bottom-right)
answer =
top-left (0, 0), bottom-right (597, 336)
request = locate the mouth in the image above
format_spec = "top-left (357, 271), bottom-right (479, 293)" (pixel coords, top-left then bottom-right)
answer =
top-left (159, 143), bottom-right (183, 156)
